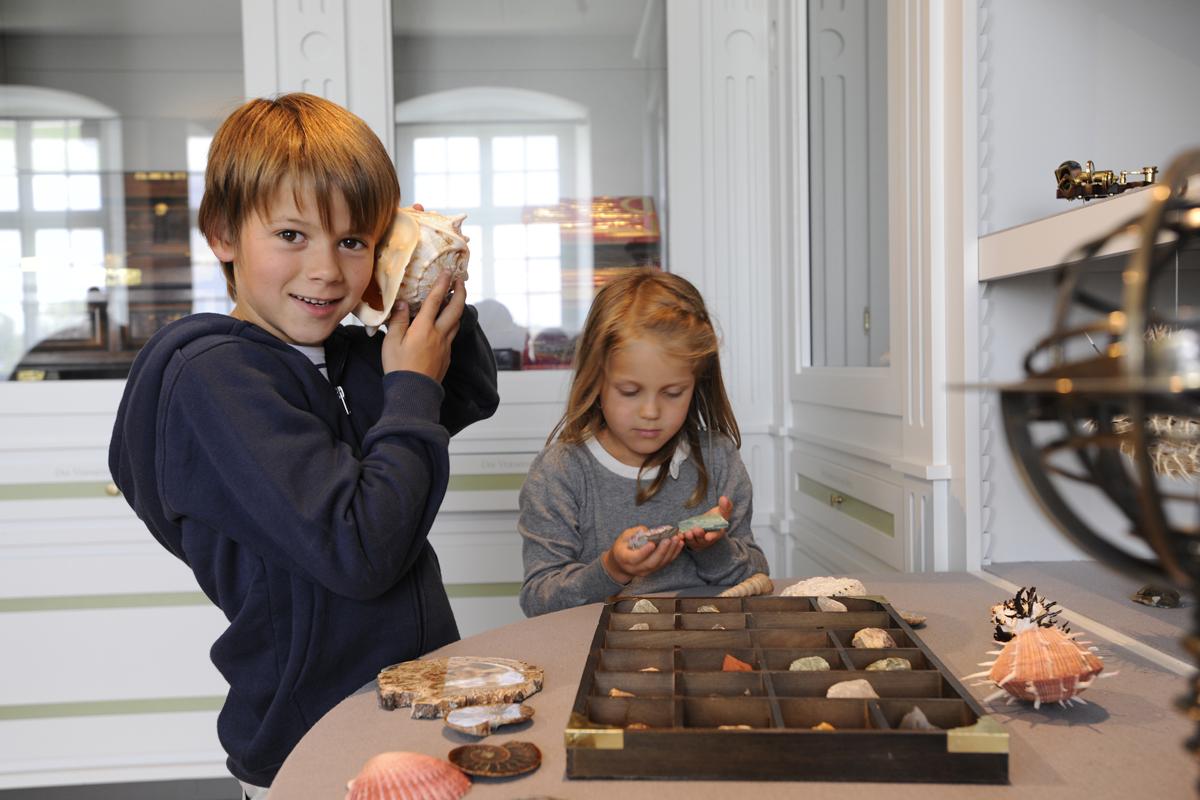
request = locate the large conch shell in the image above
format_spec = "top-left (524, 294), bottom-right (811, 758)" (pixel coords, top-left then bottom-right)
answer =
top-left (344, 751), bottom-right (470, 800)
top-left (354, 207), bottom-right (470, 333)
top-left (717, 572), bottom-right (773, 598)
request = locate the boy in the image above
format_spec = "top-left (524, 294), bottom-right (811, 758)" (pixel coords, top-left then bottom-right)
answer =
top-left (108, 93), bottom-right (498, 794)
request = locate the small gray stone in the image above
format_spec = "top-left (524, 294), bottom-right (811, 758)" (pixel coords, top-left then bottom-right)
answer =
top-left (899, 705), bottom-right (938, 730)
top-left (788, 656), bottom-right (831, 672)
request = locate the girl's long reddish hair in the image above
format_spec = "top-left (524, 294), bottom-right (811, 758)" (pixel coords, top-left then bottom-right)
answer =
top-left (550, 269), bottom-right (739, 506)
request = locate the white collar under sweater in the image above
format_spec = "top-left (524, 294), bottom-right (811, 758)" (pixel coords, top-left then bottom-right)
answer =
top-left (585, 435), bottom-right (692, 480)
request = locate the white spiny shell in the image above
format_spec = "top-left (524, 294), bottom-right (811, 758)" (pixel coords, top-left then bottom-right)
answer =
top-left (354, 207), bottom-right (470, 332)
top-left (344, 751), bottom-right (470, 800)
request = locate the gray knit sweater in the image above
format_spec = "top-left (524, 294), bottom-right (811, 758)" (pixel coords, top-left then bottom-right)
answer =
top-left (519, 434), bottom-right (769, 616)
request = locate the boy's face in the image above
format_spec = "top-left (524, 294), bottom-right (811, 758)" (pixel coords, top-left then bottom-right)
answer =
top-left (210, 182), bottom-right (377, 346)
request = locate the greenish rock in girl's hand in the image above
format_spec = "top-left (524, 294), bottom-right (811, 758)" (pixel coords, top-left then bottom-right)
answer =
top-left (677, 512), bottom-right (729, 532)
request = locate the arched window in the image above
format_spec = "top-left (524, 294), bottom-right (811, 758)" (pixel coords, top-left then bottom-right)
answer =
top-left (395, 87), bottom-right (593, 369)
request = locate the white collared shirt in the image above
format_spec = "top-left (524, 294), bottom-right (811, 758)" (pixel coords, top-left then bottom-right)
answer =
top-left (585, 435), bottom-right (692, 480)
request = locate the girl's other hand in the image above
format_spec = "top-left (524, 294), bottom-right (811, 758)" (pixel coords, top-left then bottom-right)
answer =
top-left (603, 525), bottom-right (684, 583)
top-left (682, 495), bottom-right (733, 551)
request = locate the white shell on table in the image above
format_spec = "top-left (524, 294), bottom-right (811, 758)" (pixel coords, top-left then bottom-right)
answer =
top-left (780, 577), bottom-right (867, 598)
top-left (344, 751), bottom-right (470, 800)
top-left (353, 207), bottom-right (470, 332)
top-left (444, 702), bottom-right (534, 737)
top-left (826, 679), bottom-right (879, 699)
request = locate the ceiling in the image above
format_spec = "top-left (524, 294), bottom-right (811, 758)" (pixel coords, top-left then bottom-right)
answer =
top-left (0, 0), bottom-right (651, 38)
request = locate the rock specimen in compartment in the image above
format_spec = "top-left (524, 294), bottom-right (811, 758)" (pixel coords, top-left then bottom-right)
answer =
top-left (866, 657), bottom-right (912, 671)
top-left (722, 653), bottom-right (754, 672)
top-left (826, 679), bottom-right (879, 699)
top-left (628, 623), bottom-right (650, 631)
top-left (697, 604), bottom-right (721, 613)
top-left (608, 687), bottom-right (635, 698)
top-left (899, 706), bottom-right (938, 730)
top-left (816, 596), bottom-right (848, 613)
top-left (811, 721), bottom-right (836, 731)
top-left (852, 628), bottom-right (897, 649)
top-left (631, 599), bottom-right (659, 614)
top-left (788, 656), bottom-right (831, 672)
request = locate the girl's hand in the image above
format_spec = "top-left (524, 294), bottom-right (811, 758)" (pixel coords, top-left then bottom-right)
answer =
top-left (381, 272), bottom-right (466, 380)
top-left (602, 525), bottom-right (684, 583)
top-left (681, 496), bottom-right (733, 552)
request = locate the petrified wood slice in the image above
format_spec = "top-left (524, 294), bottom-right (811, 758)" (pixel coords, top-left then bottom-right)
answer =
top-left (377, 656), bottom-right (544, 719)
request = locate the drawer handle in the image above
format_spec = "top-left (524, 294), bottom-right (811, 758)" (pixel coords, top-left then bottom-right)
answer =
top-left (105, 482), bottom-right (122, 497)
top-left (829, 493), bottom-right (845, 506)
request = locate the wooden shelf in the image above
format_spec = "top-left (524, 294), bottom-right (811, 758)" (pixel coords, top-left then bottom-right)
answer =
top-left (979, 185), bottom-right (1164, 282)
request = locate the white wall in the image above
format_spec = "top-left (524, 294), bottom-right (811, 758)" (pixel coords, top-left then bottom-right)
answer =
top-left (981, 0), bottom-right (1200, 234)
top-left (393, 32), bottom-right (664, 197)
top-left (4, 33), bottom-right (244, 169)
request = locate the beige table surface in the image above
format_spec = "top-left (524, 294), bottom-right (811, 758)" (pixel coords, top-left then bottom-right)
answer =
top-left (271, 572), bottom-right (1194, 799)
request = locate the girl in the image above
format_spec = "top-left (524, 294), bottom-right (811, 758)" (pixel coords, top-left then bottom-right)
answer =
top-left (519, 269), bottom-right (769, 616)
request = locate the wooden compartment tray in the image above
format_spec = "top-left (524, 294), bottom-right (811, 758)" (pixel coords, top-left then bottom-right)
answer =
top-left (565, 595), bottom-right (1007, 784)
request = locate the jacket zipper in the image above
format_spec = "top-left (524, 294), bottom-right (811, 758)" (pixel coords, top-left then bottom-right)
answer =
top-left (335, 386), bottom-right (350, 415)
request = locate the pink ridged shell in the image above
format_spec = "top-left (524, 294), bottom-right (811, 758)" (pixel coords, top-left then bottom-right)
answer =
top-left (988, 625), bottom-right (1104, 705)
top-left (344, 751), bottom-right (471, 800)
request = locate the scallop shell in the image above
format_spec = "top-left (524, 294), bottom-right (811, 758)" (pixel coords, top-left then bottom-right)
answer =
top-left (780, 577), bottom-right (867, 598)
top-left (717, 572), bottom-right (773, 598)
top-left (354, 207), bottom-right (470, 332)
top-left (448, 741), bottom-right (541, 778)
top-left (344, 751), bottom-right (470, 800)
top-left (985, 624), bottom-right (1105, 708)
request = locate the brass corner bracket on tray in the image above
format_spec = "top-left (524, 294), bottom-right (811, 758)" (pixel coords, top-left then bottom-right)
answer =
top-left (946, 715), bottom-right (1008, 754)
top-left (565, 712), bottom-right (625, 749)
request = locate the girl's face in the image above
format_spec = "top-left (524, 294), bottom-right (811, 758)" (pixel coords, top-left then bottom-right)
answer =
top-left (597, 336), bottom-right (696, 467)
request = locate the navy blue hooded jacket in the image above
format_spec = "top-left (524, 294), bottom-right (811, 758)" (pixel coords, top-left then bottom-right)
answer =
top-left (108, 307), bottom-right (498, 787)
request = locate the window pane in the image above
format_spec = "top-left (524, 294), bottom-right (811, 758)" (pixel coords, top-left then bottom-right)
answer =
top-left (187, 136), bottom-right (212, 172)
top-left (31, 121), bottom-right (67, 171)
top-left (527, 258), bottom-right (561, 293)
top-left (525, 224), bottom-right (560, 258)
top-left (0, 122), bottom-right (16, 172)
top-left (446, 173), bottom-right (480, 208)
top-left (67, 137), bottom-right (99, 171)
top-left (525, 171), bottom-right (559, 206)
top-left (492, 171), bottom-right (524, 207)
top-left (413, 173), bottom-right (447, 209)
top-left (493, 258), bottom-right (529, 294)
top-left (492, 224), bottom-right (526, 259)
top-left (528, 293), bottom-right (563, 329)
top-left (492, 137), bottom-right (524, 171)
top-left (495, 293), bottom-right (528, 326)
top-left (68, 174), bottom-right (102, 210)
top-left (525, 136), bottom-right (558, 170)
top-left (32, 174), bottom-right (70, 211)
top-left (0, 177), bottom-right (17, 212)
top-left (414, 137), bottom-right (447, 173)
top-left (446, 137), bottom-right (479, 172)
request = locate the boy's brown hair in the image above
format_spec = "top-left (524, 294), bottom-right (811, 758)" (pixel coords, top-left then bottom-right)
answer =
top-left (550, 268), bottom-right (740, 507)
top-left (198, 93), bottom-right (401, 300)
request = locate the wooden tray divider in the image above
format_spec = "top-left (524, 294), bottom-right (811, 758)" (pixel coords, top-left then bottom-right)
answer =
top-left (866, 699), bottom-right (893, 730)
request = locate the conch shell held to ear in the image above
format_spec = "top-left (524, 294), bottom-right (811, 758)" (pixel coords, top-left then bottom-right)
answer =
top-left (354, 207), bottom-right (470, 334)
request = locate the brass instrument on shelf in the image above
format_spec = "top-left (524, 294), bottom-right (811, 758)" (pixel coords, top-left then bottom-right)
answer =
top-left (1055, 159), bottom-right (1158, 200)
